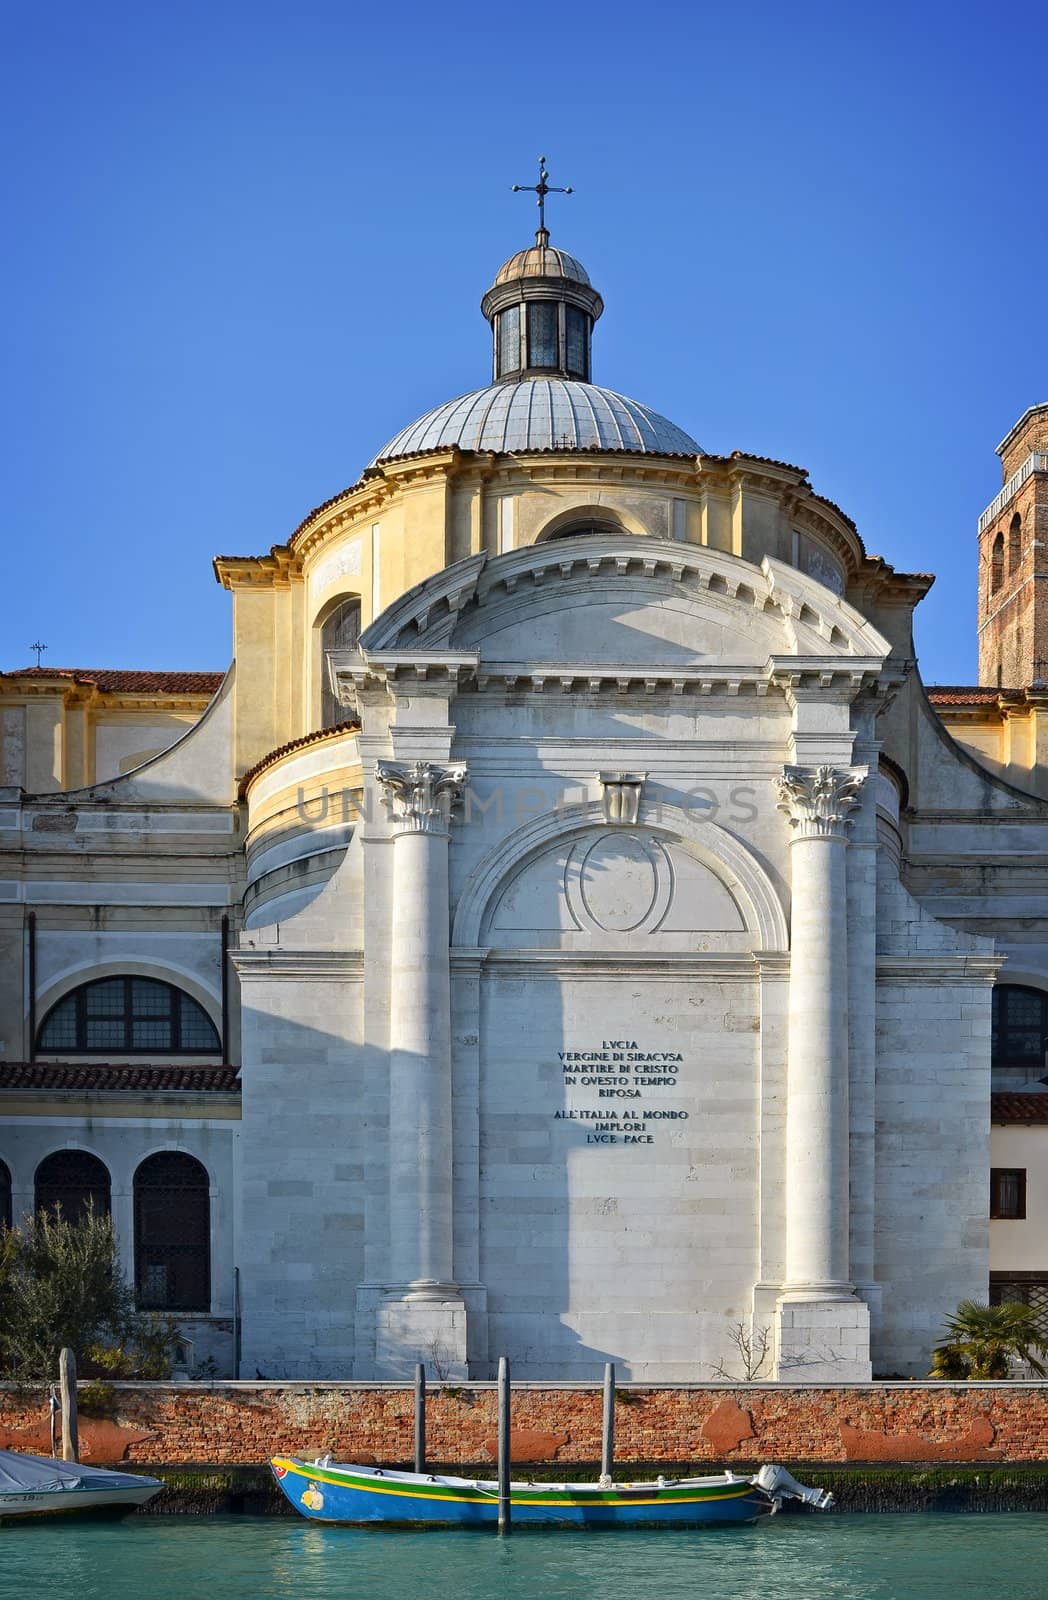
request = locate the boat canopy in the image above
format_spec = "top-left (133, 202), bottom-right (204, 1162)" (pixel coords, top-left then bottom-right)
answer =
top-left (0, 1449), bottom-right (153, 1494)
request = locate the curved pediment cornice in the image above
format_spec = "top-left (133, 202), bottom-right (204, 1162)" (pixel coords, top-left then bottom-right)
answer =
top-left (358, 535), bottom-right (890, 665)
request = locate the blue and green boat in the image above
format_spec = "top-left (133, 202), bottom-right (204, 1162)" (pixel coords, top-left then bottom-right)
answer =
top-left (270, 1455), bottom-right (831, 1527)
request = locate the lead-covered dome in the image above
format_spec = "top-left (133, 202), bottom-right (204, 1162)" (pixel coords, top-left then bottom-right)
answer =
top-left (367, 216), bottom-right (701, 468)
top-left (493, 241), bottom-right (591, 286)
top-left (372, 379), bottom-right (701, 463)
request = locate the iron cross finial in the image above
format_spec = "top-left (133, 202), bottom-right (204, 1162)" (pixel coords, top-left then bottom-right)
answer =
top-left (30, 640), bottom-right (47, 667)
top-left (511, 155), bottom-right (573, 236)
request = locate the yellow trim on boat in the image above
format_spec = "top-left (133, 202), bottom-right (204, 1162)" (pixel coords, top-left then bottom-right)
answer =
top-left (272, 1457), bottom-right (754, 1508)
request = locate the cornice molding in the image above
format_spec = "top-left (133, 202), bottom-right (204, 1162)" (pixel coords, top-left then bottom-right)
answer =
top-left (230, 949), bottom-right (365, 980)
top-left (875, 955), bottom-right (1004, 984)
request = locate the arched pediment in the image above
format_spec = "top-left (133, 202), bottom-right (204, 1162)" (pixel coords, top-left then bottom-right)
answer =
top-left (452, 799), bottom-right (789, 953)
top-left (359, 536), bottom-right (889, 670)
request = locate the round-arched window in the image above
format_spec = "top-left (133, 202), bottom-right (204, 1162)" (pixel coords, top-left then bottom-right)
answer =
top-left (992, 984), bottom-right (1048, 1070)
top-left (320, 597), bottom-right (362, 728)
top-left (991, 530), bottom-right (1005, 594)
top-left (35, 1151), bottom-right (111, 1223)
top-left (37, 977), bottom-right (220, 1056)
top-left (134, 1153), bottom-right (210, 1312)
top-left (541, 520), bottom-right (623, 543)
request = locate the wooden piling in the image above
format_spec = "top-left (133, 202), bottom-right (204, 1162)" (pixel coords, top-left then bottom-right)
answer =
top-left (601, 1362), bottom-right (615, 1480)
top-left (497, 1356), bottom-right (511, 1533)
top-left (414, 1363), bottom-right (427, 1474)
top-left (59, 1347), bottom-right (78, 1463)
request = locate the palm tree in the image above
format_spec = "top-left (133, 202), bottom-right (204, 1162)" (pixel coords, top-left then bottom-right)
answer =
top-left (931, 1299), bottom-right (1048, 1379)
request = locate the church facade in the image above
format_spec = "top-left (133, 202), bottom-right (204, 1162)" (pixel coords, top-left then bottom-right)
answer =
top-left (3, 222), bottom-right (1048, 1382)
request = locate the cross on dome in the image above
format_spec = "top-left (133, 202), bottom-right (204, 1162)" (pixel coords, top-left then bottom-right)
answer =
top-left (511, 156), bottom-right (573, 242)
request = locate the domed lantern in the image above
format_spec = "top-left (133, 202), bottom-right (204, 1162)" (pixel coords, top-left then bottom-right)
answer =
top-left (481, 231), bottom-right (604, 382)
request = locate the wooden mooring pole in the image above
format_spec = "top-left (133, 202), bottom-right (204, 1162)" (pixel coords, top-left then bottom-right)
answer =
top-left (59, 1347), bottom-right (78, 1463)
top-left (601, 1362), bottom-right (615, 1480)
top-left (414, 1363), bottom-right (427, 1474)
top-left (497, 1356), bottom-right (511, 1534)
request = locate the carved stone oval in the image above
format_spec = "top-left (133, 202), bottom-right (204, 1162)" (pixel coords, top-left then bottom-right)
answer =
top-left (578, 833), bottom-right (659, 932)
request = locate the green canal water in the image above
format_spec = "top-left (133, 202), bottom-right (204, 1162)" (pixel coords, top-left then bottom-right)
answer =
top-left (2, 1514), bottom-right (1048, 1600)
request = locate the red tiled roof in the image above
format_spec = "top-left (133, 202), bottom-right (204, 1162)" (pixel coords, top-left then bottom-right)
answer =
top-left (238, 719), bottom-right (361, 799)
top-left (927, 685), bottom-right (1021, 705)
top-left (992, 1092), bottom-right (1048, 1124)
top-left (0, 1063), bottom-right (240, 1093)
top-left (2, 668), bottom-right (225, 695)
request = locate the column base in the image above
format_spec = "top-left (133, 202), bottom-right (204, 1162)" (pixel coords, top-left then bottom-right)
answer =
top-left (373, 1287), bottom-right (469, 1380)
top-left (773, 1293), bottom-right (872, 1381)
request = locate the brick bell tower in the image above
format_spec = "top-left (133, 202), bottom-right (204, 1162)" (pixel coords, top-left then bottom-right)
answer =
top-left (978, 405), bottom-right (1048, 687)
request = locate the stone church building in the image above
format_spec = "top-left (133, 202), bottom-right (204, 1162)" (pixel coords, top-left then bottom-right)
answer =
top-left (3, 220), bottom-right (1048, 1381)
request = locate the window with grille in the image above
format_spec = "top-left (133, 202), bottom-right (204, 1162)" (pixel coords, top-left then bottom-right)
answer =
top-left (565, 305), bottom-right (589, 378)
top-left (37, 978), bottom-right (220, 1056)
top-left (0, 1159), bottom-right (10, 1229)
top-left (527, 302), bottom-right (558, 369)
top-left (498, 305), bottom-right (521, 377)
top-left (134, 1152), bottom-right (211, 1312)
top-left (35, 1151), bottom-right (111, 1223)
top-left (990, 1167), bottom-right (1027, 1219)
top-left (992, 985), bottom-right (1048, 1070)
top-left (990, 1274), bottom-right (1048, 1342)
top-left (321, 598), bottom-right (361, 729)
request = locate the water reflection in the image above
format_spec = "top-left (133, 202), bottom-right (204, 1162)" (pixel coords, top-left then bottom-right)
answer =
top-left (3, 1514), bottom-right (1048, 1600)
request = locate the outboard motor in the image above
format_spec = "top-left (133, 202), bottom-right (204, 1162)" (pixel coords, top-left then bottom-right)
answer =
top-left (754, 1464), bottom-right (834, 1511)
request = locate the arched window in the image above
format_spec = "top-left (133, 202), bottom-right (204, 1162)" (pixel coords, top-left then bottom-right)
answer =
top-left (991, 531), bottom-right (1005, 594)
top-left (35, 1151), bottom-right (111, 1223)
top-left (37, 978), bottom-right (220, 1056)
top-left (541, 520), bottom-right (623, 543)
top-left (320, 597), bottom-right (362, 728)
top-left (992, 985), bottom-right (1048, 1070)
top-left (1009, 512), bottom-right (1023, 574)
top-left (0, 1159), bottom-right (11, 1229)
top-left (134, 1153), bottom-right (210, 1311)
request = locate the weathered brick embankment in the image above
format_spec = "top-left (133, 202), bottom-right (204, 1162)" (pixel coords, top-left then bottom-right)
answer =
top-left (4, 1382), bottom-right (1048, 1470)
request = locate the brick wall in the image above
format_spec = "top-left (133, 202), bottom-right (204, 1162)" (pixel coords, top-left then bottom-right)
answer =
top-left (3, 1383), bottom-right (1048, 1467)
top-left (978, 472), bottom-right (1048, 687)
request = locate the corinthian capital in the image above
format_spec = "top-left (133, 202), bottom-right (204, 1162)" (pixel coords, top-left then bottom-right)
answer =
top-left (777, 764), bottom-right (866, 840)
top-left (376, 760), bottom-right (468, 834)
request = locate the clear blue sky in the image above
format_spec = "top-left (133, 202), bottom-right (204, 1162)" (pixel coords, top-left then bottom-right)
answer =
top-left (3, 0), bottom-right (1045, 683)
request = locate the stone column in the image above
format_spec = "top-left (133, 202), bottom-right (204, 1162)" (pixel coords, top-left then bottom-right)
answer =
top-left (374, 759), bottom-right (469, 1374)
top-left (774, 763), bottom-right (872, 1379)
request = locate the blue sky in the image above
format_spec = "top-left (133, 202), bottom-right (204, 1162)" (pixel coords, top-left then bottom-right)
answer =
top-left (2, 0), bottom-right (1045, 683)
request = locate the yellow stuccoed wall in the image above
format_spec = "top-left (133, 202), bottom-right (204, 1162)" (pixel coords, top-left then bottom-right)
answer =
top-left (218, 447), bottom-right (869, 778)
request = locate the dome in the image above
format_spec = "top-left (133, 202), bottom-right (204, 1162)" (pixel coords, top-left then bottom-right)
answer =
top-left (371, 379), bottom-right (701, 463)
top-left (493, 241), bottom-right (591, 287)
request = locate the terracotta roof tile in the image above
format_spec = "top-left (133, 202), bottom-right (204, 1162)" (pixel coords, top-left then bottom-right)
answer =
top-left (927, 685), bottom-right (1021, 705)
top-left (2, 668), bottom-right (225, 695)
top-left (0, 1063), bottom-right (240, 1093)
top-left (238, 720), bottom-right (361, 799)
top-left (992, 1091), bottom-right (1048, 1123)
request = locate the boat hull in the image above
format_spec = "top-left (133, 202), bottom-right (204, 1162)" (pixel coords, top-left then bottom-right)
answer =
top-left (0, 1483), bottom-right (162, 1520)
top-left (271, 1457), bottom-right (772, 1527)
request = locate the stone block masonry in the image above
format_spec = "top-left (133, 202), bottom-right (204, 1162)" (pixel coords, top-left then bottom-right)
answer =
top-left (3, 1384), bottom-right (1048, 1468)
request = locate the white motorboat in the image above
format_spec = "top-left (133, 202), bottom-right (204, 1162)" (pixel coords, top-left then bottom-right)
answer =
top-left (0, 1449), bottom-right (162, 1519)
